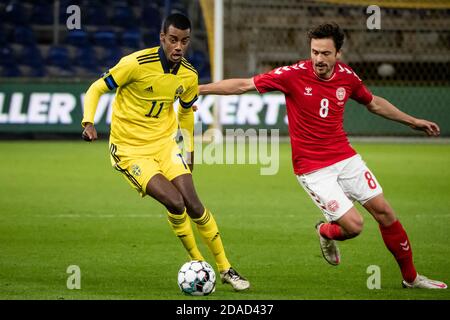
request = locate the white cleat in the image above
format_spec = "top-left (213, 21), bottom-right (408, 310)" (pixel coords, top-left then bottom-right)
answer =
top-left (402, 274), bottom-right (447, 289)
top-left (220, 267), bottom-right (250, 291)
top-left (315, 221), bottom-right (340, 266)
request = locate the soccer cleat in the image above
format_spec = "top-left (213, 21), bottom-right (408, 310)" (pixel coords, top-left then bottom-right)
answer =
top-left (315, 221), bottom-right (341, 266)
top-left (402, 274), bottom-right (447, 289)
top-left (220, 267), bottom-right (250, 291)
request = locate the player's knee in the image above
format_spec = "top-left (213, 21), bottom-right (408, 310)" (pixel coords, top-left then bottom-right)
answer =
top-left (371, 203), bottom-right (396, 226)
top-left (344, 217), bottom-right (364, 238)
top-left (166, 195), bottom-right (186, 215)
top-left (379, 203), bottom-right (395, 217)
top-left (369, 199), bottom-right (389, 214)
top-left (185, 201), bottom-right (205, 218)
top-left (365, 196), bottom-right (395, 218)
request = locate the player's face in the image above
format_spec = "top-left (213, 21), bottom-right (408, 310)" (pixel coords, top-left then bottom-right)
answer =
top-left (160, 25), bottom-right (191, 63)
top-left (310, 38), bottom-right (340, 79)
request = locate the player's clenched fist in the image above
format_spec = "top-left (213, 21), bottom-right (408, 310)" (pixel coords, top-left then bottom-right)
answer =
top-left (82, 122), bottom-right (98, 142)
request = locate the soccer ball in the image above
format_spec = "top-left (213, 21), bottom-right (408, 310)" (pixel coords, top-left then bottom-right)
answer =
top-left (177, 260), bottom-right (216, 296)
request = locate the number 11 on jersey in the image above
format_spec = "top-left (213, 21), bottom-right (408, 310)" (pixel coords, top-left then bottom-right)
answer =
top-left (146, 101), bottom-right (164, 118)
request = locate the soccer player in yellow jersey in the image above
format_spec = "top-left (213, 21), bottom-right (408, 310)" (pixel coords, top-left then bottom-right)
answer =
top-left (81, 13), bottom-right (249, 291)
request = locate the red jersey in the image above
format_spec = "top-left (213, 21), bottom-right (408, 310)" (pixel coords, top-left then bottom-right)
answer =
top-left (253, 60), bottom-right (373, 175)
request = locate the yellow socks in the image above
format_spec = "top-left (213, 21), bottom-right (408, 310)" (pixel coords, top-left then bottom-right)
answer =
top-left (167, 208), bottom-right (232, 273)
top-left (192, 209), bottom-right (231, 272)
top-left (167, 210), bottom-right (204, 261)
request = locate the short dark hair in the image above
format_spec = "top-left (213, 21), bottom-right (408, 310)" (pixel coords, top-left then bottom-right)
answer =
top-left (307, 23), bottom-right (345, 51)
top-left (161, 13), bottom-right (191, 33)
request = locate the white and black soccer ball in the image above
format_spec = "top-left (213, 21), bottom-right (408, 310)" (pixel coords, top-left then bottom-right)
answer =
top-left (177, 260), bottom-right (216, 296)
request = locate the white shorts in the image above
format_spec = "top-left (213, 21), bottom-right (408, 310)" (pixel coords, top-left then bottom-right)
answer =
top-left (297, 154), bottom-right (383, 222)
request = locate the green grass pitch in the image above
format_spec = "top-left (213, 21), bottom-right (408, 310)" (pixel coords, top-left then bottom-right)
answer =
top-left (0, 141), bottom-right (449, 300)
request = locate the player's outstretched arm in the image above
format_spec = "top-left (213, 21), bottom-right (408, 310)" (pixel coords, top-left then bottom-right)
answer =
top-left (199, 78), bottom-right (256, 95)
top-left (366, 95), bottom-right (440, 137)
top-left (81, 78), bottom-right (110, 141)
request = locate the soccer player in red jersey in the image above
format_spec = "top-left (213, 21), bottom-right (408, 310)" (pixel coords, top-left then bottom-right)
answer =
top-left (199, 23), bottom-right (447, 289)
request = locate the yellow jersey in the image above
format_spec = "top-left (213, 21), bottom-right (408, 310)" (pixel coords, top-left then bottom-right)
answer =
top-left (82, 46), bottom-right (198, 151)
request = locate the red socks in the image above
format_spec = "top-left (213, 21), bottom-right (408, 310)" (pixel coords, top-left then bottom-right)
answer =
top-left (320, 219), bottom-right (417, 283)
top-left (319, 222), bottom-right (347, 241)
top-left (379, 220), bottom-right (417, 283)
top-left (320, 220), bottom-right (417, 283)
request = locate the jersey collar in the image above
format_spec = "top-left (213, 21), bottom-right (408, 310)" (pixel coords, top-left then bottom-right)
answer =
top-left (158, 47), bottom-right (181, 75)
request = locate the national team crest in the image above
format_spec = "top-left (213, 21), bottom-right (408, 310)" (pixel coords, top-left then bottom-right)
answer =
top-left (175, 85), bottom-right (184, 95)
top-left (326, 200), bottom-right (340, 213)
top-left (336, 87), bottom-right (346, 101)
top-left (174, 85), bottom-right (184, 100)
top-left (131, 164), bottom-right (141, 176)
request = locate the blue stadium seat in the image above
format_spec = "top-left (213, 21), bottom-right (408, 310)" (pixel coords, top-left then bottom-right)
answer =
top-left (198, 62), bottom-right (211, 83)
top-left (0, 48), bottom-right (19, 77)
top-left (121, 30), bottom-right (141, 49)
top-left (93, 31), bottom-right (117, 48)
top-left (103, 47), bottom-right (123, 67)
top-left (47, 46), bottom-right (71, 69)
top-left (0, 46), bottom-right (16, 66)
top-left (85, 5), bottom-right (109, 26)
top-left (113, 4), bottom-right (136, 28)
top-left (65, 29), bottom-right (89, 47)
top-left (187, 50), bottom-right (207, 71)
top-left (141, 3), bottom-right (162, 30)
top-left (187, 50), bottom-right (211, 83)
top-left (1, 65), bottom-right (21, 77)
top-left (170, 0), bottom-right (188, 15)
top-left (12, 26), bottom-right (36, 45)
top-left (20, 44), bottom-right (44, 68)
top-left (74, 47), bottom-right (98, 70)
top-left (143, 29), bottom-right (160, 48)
